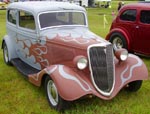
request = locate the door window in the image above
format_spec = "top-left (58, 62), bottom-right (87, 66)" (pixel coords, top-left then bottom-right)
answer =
top-left (7, 9), bottom-right (17, 24)
top-left (140, 10), bottom-right (150, 24)
top-left (120, 9), bottom-right (137, 21)
top-left (19, 11), bottom-right (35, 30)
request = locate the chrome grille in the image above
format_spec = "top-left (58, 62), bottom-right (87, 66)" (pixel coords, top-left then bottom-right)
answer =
top-left (88, 44), bottom-right (114, 93)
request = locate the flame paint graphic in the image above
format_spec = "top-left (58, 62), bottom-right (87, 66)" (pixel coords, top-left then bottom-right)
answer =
top-left (60, 34), bottom-right (90, 44)
top-left (58, 65), bottom-right (92, 92)
top-left (120, 54), bottom-right (142, 88)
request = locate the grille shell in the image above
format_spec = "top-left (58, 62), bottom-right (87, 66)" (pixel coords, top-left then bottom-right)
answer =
top-left (88, 44), bottom-right (115, 96)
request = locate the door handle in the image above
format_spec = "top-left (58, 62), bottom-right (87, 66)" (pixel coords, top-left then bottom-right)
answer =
top-left (135, 25), bottom-right (139, 29)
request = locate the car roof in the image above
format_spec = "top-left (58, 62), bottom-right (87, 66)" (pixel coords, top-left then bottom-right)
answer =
top-left (8, 1), bottom-right (86, 14)
top-left (121, 2), bottom-right (150, 10)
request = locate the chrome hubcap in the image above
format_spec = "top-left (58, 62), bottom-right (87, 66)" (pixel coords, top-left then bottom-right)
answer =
top-left (47, 80), bottom-right (58, 106)
top-left (112, 37), bottom-right (123, 49)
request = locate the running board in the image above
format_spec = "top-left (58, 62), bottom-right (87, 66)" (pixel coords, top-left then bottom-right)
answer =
top-left (11, 58), bottom-right (40, 78)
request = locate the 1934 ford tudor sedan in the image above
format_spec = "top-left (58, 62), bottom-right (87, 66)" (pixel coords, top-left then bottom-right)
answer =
top-left (2, 1), bottom-right (148, 111)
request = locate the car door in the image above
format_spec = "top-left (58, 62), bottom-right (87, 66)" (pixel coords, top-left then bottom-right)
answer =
top-left (134, 10), bottom-right (150, 55)
top-left (7, 9), bottom-right (17, 47)
top-left (118, 9), bottom-right (137, 49)
top-left (16, 10), bottom-right (42, 70)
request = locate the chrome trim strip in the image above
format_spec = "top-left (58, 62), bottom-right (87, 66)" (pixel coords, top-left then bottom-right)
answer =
top-left (87, 43), bottom-right (115, 96)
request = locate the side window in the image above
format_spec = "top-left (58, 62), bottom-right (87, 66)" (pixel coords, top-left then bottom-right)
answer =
top-left (120, 9), bottom-right (137, 21)
top-left (140, 10), bottom-right (150, 24)
top-left (7, 9), bottom-right (16, 24)
top-left (19, 11), bottom-right (35, 30)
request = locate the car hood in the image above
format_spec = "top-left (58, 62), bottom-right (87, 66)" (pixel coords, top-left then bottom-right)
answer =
top-left (40, 27), bottom-right (110, 49)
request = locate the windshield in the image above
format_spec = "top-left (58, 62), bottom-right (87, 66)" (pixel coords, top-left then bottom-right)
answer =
top-left (39, 11), bottom-right (86, 29)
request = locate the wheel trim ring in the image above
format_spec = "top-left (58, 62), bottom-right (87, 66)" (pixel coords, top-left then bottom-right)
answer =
top-left (113, 37), bottom-right (123, 49)
top-left (47, 80), bottom-right (58, 106)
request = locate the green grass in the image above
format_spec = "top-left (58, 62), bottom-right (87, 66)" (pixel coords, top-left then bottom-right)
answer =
top-left (0, 1), bottom-right (150, 114)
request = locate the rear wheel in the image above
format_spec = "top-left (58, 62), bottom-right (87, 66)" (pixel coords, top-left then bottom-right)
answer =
top-left (44, 76), bottom-right (68, 111)
top-left (109, 32), bottom-right (128, 50)
top-left (125, 80), bottom-right (143, 92)
top-left (3, 42), bottom-right (11, 65)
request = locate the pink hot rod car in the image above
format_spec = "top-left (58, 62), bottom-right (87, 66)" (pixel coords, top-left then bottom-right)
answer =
top-left (2, 1), bottom-right (148, 111)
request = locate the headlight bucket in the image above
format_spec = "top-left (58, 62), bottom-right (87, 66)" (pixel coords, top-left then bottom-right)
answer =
top-left (74, 56), bottom-right (88, 70)
top-left (115, 48), bottom-right (128, 61)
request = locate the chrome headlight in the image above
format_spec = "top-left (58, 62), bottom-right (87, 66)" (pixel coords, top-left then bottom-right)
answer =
top-left (115, 49), bottom-right (128, 61)
top-left (77, 57), bottom-right (88, 70)
top-left (120, 50), bottom-right (128, 61)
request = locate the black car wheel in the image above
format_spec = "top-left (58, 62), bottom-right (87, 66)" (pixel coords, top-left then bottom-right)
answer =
top-left (44, 76), bottom-right (68, 111)
top-left (125, 80), bottom-right (143, 92)
top-left (109, 32), bottom-right (128, 50)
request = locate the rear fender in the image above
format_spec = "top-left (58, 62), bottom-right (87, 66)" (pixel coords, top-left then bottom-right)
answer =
top-left (106, 28), bottom-right (131, 50)
top-left (2, 35), bottom-right (17, 60)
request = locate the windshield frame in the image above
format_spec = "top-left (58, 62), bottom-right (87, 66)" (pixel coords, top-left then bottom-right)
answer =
top-left (38, 10), bottom-right (88, 30)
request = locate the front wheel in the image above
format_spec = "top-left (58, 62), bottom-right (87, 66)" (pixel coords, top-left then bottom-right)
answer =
top-left (125, 80), bottom-right (143, 92)
top-left (44, 76), bottom-right (68, 111)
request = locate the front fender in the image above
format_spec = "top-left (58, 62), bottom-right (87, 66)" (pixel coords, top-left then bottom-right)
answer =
top-left (28, 65), bottom-right (94, 101)
top-left (45, 65), bottom-right (94, 101)
top-left (113, 54), bottom-right (148, 95)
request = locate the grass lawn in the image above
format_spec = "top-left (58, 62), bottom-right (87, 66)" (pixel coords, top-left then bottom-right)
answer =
top-left (0, 1), bottom-right (150, 114)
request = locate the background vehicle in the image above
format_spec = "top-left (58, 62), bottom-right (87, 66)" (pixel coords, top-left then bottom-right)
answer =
top-left (95, 0), bottom-right (111, 8)
top-left (0, 1), bottom-right (8, 9)
top-left (2, 1), bottom-right (148, 111)
top-left (106, 3), bottom-right (150, 56)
